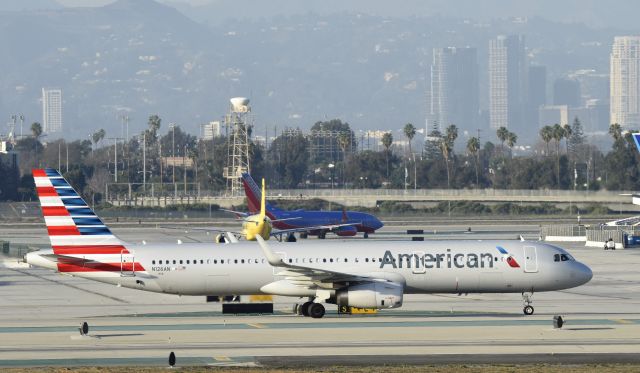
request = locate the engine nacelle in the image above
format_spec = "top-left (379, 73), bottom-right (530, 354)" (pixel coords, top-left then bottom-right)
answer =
top-left (335, 225), bottom-right (357, 237)
top-left (335, 282), bottom-right (403, 309)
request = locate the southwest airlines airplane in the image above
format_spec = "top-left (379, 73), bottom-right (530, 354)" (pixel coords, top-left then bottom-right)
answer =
top-left (241, 173), bottom-right (383, 238)
top-left (26, 168), bottom-right (592, 318)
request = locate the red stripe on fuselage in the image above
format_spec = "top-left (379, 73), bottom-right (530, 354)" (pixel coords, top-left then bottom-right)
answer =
top-left (47, 226), bottom-right (80, 235)
top-left (42, 206), bottom-right (70, 216)
top-left (57, 262), bottom-right (145, 273)
top-left (36, 186), bottom-right (58, 197)
top-left (52, 245), bottom-right (129, 255)
top-left (32, 169), bottom-right (47, 177)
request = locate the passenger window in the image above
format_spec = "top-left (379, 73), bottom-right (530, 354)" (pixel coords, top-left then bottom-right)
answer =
top-left (288, 259), bottom-right (292, 263)
top-left (221, 259), bottom-right (224, 264)
top-left (330, 258), bottom-right (334, 263)
top-left (180, 260), bottom-right (183, 264)
top-left (241, 259), bottom-right (245, 264)
top-left (186, 260), bottom-right (190, 264)
top-left (365, 258), bottom-right (369, 262)
top-left (200, 260), bottom-right (204, 264)
top-left (344, 258), bottom-right (348, 263)
top-left (173, 260), bottom-right (176, 264)
top-left (207, 259), bottom-right (210, 264)
top-left (323, 258), bottom-right (327, 263)
top-left (234, 259), bottom-right (238, 264)
top-left (152, 260), bottom-right (156, 265)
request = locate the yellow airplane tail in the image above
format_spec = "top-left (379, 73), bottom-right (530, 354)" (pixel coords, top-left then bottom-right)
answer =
top-left (260, 178), bottom-right (266, 218)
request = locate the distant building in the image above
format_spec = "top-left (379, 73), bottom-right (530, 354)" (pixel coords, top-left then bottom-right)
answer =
top-left (539, 105), bottom-right (568, 128)
top-left (610, 36), bottom-right (640, 129)
top-left (569, 69), bottom-right (609, 103)
top-left (201, 121), bottom-right (221, 140)
top-left (528, 65), bottom-right (547, 130)
top-left (42, 88), bottom-right (62, 133)
top-left (428, 46), bottom-right (479, 132)
top-left (489, 35), bottom-right (528, 134)
top-left (553, 78), bottom-right (581, 107)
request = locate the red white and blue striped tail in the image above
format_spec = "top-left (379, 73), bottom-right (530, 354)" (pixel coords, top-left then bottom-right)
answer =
top-left (33, 168), bottom-right (128, 256)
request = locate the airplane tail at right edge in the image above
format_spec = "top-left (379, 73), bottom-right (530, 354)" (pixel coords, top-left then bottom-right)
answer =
top-left (632, 133), bottom-right (640, 152)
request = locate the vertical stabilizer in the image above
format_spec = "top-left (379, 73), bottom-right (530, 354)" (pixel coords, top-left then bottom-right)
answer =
top-left (260, 178), bottom-right (266, 218)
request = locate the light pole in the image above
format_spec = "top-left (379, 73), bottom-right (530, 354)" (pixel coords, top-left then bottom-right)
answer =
top-left (328, 163), bottom-right (335, 190)
top-left (169, 123), bottom-right (176, 186)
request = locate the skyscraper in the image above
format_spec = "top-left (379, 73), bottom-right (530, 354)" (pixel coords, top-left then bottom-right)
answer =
top-left (428, 47), bottom-right (479, 132)
top-left (489, 35), bottom-right (528, 133)
top-left (42, 88), bottom-right (62, 133)
top-left (553, 78), bottom-right (581, 107)
top-left (528, 65), bottom-right (547, 129)
top-left (610, 36), bottom-right (640, 129)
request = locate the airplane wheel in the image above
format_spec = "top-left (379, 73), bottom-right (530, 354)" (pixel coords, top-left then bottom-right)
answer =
top-left (318, 232), bottom-right (326, 239)
top-left (300, 232), bottom-right (308, 239)
top-left (300, 301), bottom-right (313, 316)
top-left (364, 232), bottom-right (369, 239)
top-left (309, 303), bottom-right (325, 319)
top-left (287, 234), bottom-right (297, 242)
top-left (523, 305), bottom-right (534, 315)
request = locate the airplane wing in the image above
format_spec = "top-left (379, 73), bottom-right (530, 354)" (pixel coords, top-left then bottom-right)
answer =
top-left (255, 236), bottom-right (385, 286)
top-left (220, 209), bottom-right (249, 219)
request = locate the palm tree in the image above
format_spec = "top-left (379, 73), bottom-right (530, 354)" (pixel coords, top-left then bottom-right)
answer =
top-left (539, 125), bottom-right (553, 155)
top-left (609, 123), bottom-right (622, 142)
top-left (552, 123), bottom-right (565, 186)
top-left (403, 123), bottom-right (416, 156)
top-left (30, 122), bottom-right (42, 140)
top-left (506, 131), bottom-right (518, 155)
top-left (440, 124), bottom-right (458, 189)
top-left (381, 132), bottom-right (393, 179)
top-left (30, 122), bottom-right (43, 168)
top-left (337, 131), bottom-right (351, 185)
top-left (496, 126), bottom-right (509, 153)
top-left (466, 136), bottom-right (480, 187)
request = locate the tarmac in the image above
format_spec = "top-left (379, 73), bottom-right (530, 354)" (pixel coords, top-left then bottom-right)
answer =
top-left (1, 222), bottom-right (639, 367)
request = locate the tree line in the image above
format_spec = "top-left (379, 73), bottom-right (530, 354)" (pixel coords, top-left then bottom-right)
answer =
top-left (1, 116), bottom-right (639, 203)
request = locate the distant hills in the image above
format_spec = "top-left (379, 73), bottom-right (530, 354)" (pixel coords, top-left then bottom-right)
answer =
top-left (0, 0), bottom-right (632, 141)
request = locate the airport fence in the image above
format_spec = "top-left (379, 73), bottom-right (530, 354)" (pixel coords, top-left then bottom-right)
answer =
top-left (540, 225), bottom-right (586, 238)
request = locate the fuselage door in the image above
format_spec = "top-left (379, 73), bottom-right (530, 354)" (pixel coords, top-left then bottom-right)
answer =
top-left (412, 251), bottom-right (426, 274)
top-left (523, 246), bottom-right (538, 273)
top-left (120, 249), bottom-right (136, 277)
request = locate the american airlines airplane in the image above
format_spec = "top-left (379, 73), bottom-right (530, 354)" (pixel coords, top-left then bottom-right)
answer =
top-left (25, 168), bottom-right (592, 318)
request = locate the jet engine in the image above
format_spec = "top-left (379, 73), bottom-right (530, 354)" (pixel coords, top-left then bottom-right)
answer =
top-left (335, 225), bottom-right (357, 237)
top-left (334, 282), bottom-right (403, 309)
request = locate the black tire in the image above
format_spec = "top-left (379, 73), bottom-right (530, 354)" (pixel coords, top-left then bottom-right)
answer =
top-left (309, 303), bottom-right (326, 319)
top-left (364, 232), bottom-right (369, 239)
top-left (318, 232), bottom-right (326, 239)
top-left (523, 305), bottom-right (534, 315)
top-left (301, 301), bottom-right (313, 316)
top-left (300, 232), bottom-right (308, 239)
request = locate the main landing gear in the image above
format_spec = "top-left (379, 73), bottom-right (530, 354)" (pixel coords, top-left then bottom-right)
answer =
top-left (522, 292), bottom-right (534, 315)
top-left (294, 300), bottom-right (326, 319)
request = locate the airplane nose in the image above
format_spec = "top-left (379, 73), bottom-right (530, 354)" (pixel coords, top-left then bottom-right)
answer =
top-left (575, 262), bottom-right (593, 286)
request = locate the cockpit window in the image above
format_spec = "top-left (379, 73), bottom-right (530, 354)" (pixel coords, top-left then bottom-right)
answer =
top-left (560, 254), bottom-right (573, 261)
top-left (554, 254), bottom-right (560, 262)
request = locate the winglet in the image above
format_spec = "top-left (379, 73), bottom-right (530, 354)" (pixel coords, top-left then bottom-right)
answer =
top-left (256, 235), bottom-right (283, 266)
top-left (260, 178), bottom-right (266, 219)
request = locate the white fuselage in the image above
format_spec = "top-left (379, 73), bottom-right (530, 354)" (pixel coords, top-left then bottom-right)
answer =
top-left (27, 239), bottom-right (592, 297)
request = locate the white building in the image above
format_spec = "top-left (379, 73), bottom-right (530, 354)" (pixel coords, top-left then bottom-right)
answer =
top-left (201, 121), bottom-right (221, 140)
top-left (42, 88), bottom-right (62, 133)
top-left (489, 35), bottom-right (528, 132)
top-left (610, 36), bottom-right (640, 129)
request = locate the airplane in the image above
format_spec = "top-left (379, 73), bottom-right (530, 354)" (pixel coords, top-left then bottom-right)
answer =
top-left (25, 168), bottom-right (592, 318)
top-left (241, 172), bottom-right (384, 238)
top-left (168, 178), bottom-right (357, 242)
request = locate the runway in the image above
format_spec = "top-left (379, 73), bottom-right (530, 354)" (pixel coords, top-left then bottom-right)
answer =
top-left (1, 222), bottom-right (640, 367)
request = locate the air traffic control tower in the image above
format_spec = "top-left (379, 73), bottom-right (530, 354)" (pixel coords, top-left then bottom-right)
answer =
top-left (223, 97), bottom-right (252, 196)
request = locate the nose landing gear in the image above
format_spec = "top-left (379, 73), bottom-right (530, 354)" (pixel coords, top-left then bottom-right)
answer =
top-left (522, 292), bottom-right (534, 315)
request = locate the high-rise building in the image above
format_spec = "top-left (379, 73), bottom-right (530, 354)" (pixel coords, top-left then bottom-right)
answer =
top-left (553, 78), bottom-right (581, 107)
top-left (528, 65), bottom-right (547, 129)
top-left (610, 36), bottom-right (640, 129)
top-left (428, 47), bottom-right (479, 132)
top-left (201, 121), bottom-right (221, 140)
top-left (42, 88), bottom-right (62, 133)
top-left (489, 35), bottom-right (528, 134)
